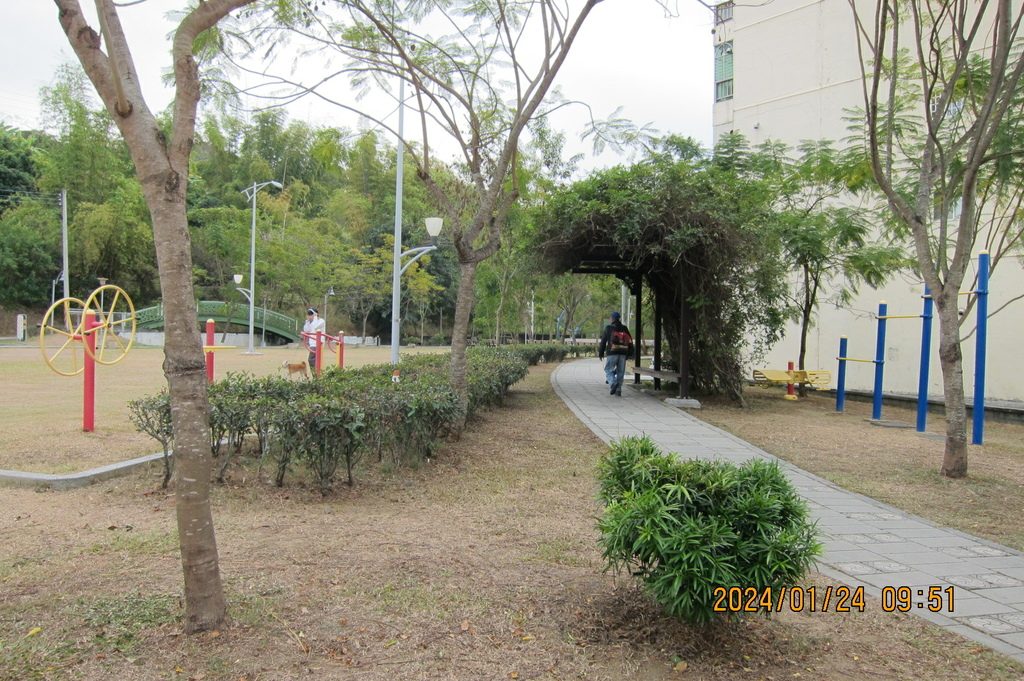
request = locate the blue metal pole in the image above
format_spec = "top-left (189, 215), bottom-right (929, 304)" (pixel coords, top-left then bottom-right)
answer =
top-left (917, 287), bottom-right (933, 432)
top-left (873, 301), bottom-right (887, 420)
top-left (972, 251), bottom-right (990, 445)
top-left (836, 336), bottom-right (848, 413)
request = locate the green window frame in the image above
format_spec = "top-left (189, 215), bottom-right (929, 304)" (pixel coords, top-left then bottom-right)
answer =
top-left (715, 41), bottom-right (734, 102)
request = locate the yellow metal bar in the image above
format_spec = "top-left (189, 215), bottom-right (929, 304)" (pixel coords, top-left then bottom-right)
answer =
top-left (836, 357), bottom-right (874, 363)
top-left (203, 345), bottom-right (236, 352)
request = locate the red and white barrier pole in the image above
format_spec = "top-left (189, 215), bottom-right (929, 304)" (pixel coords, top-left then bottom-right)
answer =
top-left (83, 312), bottom-right (99, 431)
top-left (205, 318), bottom-right (215, 383)
top-left (784, 360), bottom-right (798, 401)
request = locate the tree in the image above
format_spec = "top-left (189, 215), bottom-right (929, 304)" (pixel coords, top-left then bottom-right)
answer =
top-left (0, 125), bottom-right (40, 215)
top-left (37, 64), bottom-right (134, 208)
top-left (259, 0), bottom-right (608, 434)
top-left (0, 202), bottom-right (61, 307)
top-left (54, 0), bottom-right (259, 632)
top-left (747, 136), bottom-right (906, 393)
top-left (849, 0), bottom-right (1024, 477)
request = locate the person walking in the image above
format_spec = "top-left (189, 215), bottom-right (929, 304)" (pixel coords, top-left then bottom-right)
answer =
top-left (598, 311), bottom-right (633, 396)
top-left (303, 308), bottom-right (326, 373)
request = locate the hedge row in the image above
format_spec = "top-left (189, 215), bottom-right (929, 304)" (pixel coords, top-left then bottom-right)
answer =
top-left (128, 345), bottom-right (582, 493)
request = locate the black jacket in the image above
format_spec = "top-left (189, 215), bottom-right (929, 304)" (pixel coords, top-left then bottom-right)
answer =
top-left (599, 321), bottom-right (631, 358)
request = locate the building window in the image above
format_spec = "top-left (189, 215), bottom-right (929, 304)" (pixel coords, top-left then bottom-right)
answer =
top-left (714, 1), bottom-right (734, 25)
top-left (715, 42), bottom-right (734, 102)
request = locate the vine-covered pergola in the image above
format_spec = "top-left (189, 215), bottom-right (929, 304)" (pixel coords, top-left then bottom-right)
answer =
top-left (554, 241), bottom-right (694, 399)
top-left (534, 139), bottom-right (789, 404)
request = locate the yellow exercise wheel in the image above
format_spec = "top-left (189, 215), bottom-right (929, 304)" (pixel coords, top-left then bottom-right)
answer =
top-left (83, 285), bottom-right (136, 365)
top-left (40, 297), bottom-right (88, 376)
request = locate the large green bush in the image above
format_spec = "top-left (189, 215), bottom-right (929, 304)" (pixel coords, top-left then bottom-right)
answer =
top-left (597, 436), bottom-right (822, 624)
top-left (129, 348), bottom-right (530, 491)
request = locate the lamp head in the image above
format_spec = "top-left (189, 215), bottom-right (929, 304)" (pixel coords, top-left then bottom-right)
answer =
top-left (424, 217), bottom-right (443, 238)
top-left (269, 181), bottom-right (283, 189)
top-left (233, 274), bottom-right (243, 285)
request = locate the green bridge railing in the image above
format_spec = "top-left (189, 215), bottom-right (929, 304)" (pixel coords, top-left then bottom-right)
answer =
top-left (135, 301), bottom-right (301, 342)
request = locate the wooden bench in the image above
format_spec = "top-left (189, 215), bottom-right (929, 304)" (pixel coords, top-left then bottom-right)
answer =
top-left (752, 369), bottom-right (831, 388)
top-left (631, 366), bottom-right (683, 394)
top-left (633, 366), bottom-right (682, 381)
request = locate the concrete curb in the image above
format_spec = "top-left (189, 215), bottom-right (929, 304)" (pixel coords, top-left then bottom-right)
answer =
top-left (0, 451), bottom-right (169, 490)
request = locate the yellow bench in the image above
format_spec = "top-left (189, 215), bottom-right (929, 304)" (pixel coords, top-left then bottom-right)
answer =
top-left (753, 369), bottom-right (831, 388)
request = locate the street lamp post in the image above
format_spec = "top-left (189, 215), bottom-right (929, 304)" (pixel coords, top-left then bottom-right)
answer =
top-left (240, 180), bottom-right (282, 355)
top-left (233, 273), bottom-right (253, 350)
top-left (97, 277), bottom-right (108, 311)
top-left (391, 217), bottom-right (443, 364)
top-left (323, 286), bottom-right (335, 330)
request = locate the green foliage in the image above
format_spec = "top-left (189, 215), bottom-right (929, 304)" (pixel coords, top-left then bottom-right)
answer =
top-left (0, 202), bottom-right (61, 307)
top-left (271, 394), bottom-right (365, 493)
top-left (537, 136), bottom-right (790, 399)
top-left (126, 391), bottom-right (173, 488)
top-left (747, 137), bottom-right (907, 373)
top-left (0, 125), bottom-right (39, 214)
top-left (597, 436), bottom-right (822, 624)
top-left (129, 349), bottom-right (530, 491)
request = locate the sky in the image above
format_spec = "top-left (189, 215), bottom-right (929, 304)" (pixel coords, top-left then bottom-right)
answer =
top-left (2, 1), bottom-right (715, 171)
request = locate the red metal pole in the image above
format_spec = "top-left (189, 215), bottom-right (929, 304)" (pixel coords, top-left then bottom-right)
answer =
top-left (205, 318), bottom-right (215, 383)
top-left (784, 360), bottom-right (797, 401)
top-left (338, 331), bottom-right (344, 369)
top-left (83, 313), bottom-right (98, 431)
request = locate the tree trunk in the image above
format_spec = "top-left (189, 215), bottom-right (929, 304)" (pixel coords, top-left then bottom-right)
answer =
top-left (152, 195), bottom-right (227, 631)
top-left (933, 289), bottom-right (969, 477)
top-left (797, 264), bottom-right (814, 398)
top-left (55, 0), bottom-right (251, 633)
top-left (448, 260), bottom-right (478, 438)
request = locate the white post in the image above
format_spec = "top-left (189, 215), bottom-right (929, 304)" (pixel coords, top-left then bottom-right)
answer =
top-left (247, 181), bottom-right (257, 354)
top-left (391, 78), bottom-right (406, 365)
top-left (61, 188), bottom-right (69, 300)
top-left (240, 180), bottom-right (281, 355)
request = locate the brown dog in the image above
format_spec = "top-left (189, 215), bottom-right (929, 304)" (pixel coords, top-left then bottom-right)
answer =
top-left (281, 360), bottom-right (308, 379)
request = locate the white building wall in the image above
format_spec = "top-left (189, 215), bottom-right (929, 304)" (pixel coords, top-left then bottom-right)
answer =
top-left (713, 0), bottom-right (1022, 401)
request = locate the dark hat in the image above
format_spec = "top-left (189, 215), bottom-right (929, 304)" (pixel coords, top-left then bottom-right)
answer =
top-left (610, 311), bottom-right (621, 320)
top-left (307, 308), bottom-right (316, 315)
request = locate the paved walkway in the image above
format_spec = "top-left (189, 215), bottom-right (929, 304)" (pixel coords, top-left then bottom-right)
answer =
top-left (552, 359), bottom-right (1024, 664)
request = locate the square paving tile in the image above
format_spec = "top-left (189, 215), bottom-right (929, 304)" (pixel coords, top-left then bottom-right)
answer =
top-left (833, 562), bottom-right (880, 575)
top-left (968, 556), bottom-right (1024, 570)
top-left (974, 586), bottom-right (1024, 606)
top-left (999, 613), bottom-right (1024, 629)
top-left (914, 562), bottom-right (1004, 578)
top-left (857, 570), bottom-right (953, 590)
top-left (877, 550), bottom-right (955, 566)
top-left (962, 616), bottom-right (1022, 635)
top-left (947, 575), bottom-right (997, 589)
top-left (823, 550), bottom-right (889, 564)
top-left (994, 631), bottom-right (1024, 648)
top-left (947, 598), bottom-right (1018, 617)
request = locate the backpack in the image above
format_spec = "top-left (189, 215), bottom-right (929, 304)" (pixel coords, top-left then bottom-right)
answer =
top-left (610, 328), bottom-right (633, 352)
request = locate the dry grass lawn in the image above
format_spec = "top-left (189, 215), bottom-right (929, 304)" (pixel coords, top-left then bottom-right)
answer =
top-left (1, 348), bottom-right (1023, 680)
top-left (695, 387), bottom-right (1024, 552)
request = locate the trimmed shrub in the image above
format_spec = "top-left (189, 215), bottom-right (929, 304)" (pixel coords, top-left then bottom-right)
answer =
top-left (270, 395), bottom-right (365, 493)
top-left (596, 436), bottom-right (822, 624)
top-left (127, 391), bottom-right (173, 488)
top-left (130, 347), bottom-right (529, 491)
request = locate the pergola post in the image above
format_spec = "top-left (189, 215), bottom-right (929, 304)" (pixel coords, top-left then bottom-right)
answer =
top-left (678, 262), bottom-right (691, 399)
